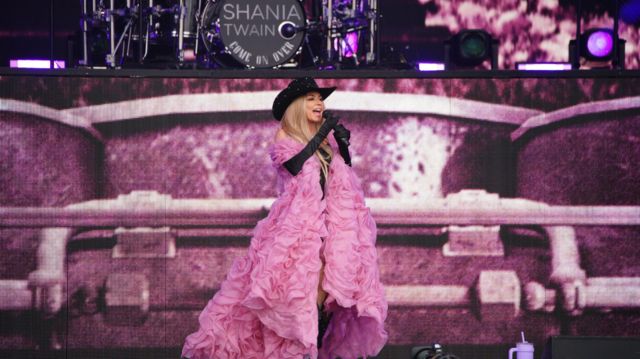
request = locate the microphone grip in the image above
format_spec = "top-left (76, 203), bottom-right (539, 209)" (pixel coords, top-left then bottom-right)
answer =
top-left (337, 136), bottom-right (350, 147)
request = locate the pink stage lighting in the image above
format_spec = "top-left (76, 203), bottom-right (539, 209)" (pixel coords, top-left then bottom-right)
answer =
top-left (9, 59), bottom-right (66, 69)
top-left (334, 32), bottom-right (359, 58)
top-left (516, 62), bottom-right (572, 71)
top-left (585, 30), bottom-right (614, 59)
top-left (417, 62), bottom-right (446, 71)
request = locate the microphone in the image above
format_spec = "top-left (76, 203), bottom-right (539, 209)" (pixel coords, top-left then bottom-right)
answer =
top-left (335, 128), bottom-right (350, 147)
top-left (325, 111), bottom-right (350, 147)
top-left (279, 21), bottom-right (324, 39)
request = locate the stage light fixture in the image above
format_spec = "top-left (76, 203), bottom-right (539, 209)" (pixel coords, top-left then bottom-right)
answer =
top-left (9, 59), bottom-right (66, 69)
top-left (417, 62), bottom-right (445, 71)
top-left (569, 28), bottom-right (626, 68)
top-left (583, 29), bottom-right (614, 60)
top-left (586, 30), bottom-right (613, 58)
top-left (516, 62), bottom-right (572, 71)
top-left (444, 30), bottom-right (498, 69)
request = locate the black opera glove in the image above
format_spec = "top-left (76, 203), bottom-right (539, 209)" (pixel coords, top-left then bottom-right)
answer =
top-left (333, 123), bottom-right (352, 166)
top-left (283, 113), bottom-right (338, 176)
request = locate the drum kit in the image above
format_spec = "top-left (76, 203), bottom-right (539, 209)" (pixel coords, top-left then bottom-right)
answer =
top-left (79, 0), bottom-right (380, 69)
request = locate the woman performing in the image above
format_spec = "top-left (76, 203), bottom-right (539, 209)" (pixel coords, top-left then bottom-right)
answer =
top-left (182, 77), bottom-right (388, 359)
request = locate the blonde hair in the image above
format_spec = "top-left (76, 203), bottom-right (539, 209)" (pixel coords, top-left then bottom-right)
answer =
top-left (280, 96), bottom-right (333, 179)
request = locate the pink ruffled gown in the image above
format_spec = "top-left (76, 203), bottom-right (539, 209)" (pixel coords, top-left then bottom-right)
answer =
top-left (182, 136), bottom-right (388, 359)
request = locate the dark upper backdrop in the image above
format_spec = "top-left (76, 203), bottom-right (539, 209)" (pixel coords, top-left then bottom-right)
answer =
top-left (0, 0), bottom-right (639, 69)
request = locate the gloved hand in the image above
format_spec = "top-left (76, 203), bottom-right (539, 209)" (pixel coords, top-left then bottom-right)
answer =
top-left (333, 123), bottom-right (352, 166)
top-left (283, 112), bottom-right (338, 175)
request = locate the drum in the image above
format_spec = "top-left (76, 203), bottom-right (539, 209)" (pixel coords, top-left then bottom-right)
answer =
top-left (325, 0), bottom-right (371, 61)
top-left (200, 0), bottom-right (307, 68)
top-left (171, 0), bottom-right (201, 39)
top-left (147, 0), bottom-right (200, 40)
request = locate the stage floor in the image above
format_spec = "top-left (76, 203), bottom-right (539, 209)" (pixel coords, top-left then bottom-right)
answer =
top-left (2, 67), bottom-right (640, 79)
top-left (0, 344), bottom-right (515, 359)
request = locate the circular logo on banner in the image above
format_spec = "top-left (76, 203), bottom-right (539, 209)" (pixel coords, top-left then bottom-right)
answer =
top-left (219, 0), bottom-right (306, 68)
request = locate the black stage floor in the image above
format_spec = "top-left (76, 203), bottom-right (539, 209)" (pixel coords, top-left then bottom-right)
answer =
top-left (1, 67), bottom-right (639, 79)
top-left (0, 344), bottom-right (515, 359)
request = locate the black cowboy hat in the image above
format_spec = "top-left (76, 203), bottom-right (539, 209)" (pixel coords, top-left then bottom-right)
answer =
top-left (272, 77), bottom-right (336, 121)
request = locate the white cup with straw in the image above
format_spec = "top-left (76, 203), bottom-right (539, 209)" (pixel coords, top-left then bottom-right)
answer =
top-left (509, 332), bottom-right (534, 359)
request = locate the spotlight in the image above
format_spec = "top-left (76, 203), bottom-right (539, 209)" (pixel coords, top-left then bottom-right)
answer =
top-left (569, 28), bottom-right (626, 68)
top-left (444, 30), bottom-right (498, 69)
top-left (583, 29), bottom-right (614, 60)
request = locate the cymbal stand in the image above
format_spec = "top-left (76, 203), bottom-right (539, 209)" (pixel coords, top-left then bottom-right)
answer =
top-left (80, 0), bottom-right (89, 66)
top-left (107, 0), bottom-right (116, 67)
top-left (177, 0), bottom-right (185, 63)
top-left (194, 0), bottom-right (202, 56)
top-left (325, 0), bottom-right (334, 64)
top-left (124, 0), bottom-right (134, 60)
top-left (137, 0), bottom-right (144, 63)
top-left (366, 0), bottom-right (379, 65)
top-left (302, 20), bottom-right (323, 68)
top-left (110, 3), bottom-right (138, 67)
top-left (144, 0), bottom-right (154, 61)
top-left (80, 0), bottom-right (107, 67)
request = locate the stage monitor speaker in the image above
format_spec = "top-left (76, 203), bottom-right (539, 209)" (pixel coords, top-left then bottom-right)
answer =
top-left (542, 336), bottom-right (640, 359)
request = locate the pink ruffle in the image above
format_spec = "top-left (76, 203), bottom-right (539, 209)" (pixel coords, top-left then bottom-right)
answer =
top-left (320, 138), bottom-right (388, 359)
top-left (182, 136), bottom-right (387, 359)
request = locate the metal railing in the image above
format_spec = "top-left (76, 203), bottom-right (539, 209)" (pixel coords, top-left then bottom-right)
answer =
top-left (1, 190), bottom-right (639, 319)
